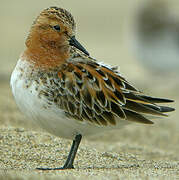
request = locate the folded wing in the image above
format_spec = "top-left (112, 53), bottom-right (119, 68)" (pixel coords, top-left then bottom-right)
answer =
top-left (56, 58), bottom-right (175, 126)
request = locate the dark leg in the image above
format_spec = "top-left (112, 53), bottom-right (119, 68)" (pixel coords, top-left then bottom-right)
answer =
top-left (37, 134), bottom-right (82, 170)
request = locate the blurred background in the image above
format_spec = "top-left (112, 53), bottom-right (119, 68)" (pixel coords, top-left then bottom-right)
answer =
top-left (0, 0), bottom-right (178, 170)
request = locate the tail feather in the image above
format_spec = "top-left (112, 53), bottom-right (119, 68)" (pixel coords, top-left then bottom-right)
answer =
top-left (142, 104), bottom-right (175, 113)
top-left (125, 92), bottom-right (154, 105)
top-left (123, 109), bottom-right (154, 124)
top-left (139, 95), bottom-right (174, 103)
top-left (158, 106), bottom-right (175, 113)
top-left (125, 100), bottom-right (167, 117)
top-left (122, 93), bottom-right (175, 124)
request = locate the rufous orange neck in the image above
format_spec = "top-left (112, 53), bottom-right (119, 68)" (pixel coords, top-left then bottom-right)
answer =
top-left (22, 27), bottom-right (70, 70)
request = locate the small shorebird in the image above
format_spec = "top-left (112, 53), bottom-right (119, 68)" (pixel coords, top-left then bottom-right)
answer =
top-left (132, 0), bottom-right (179, 73)
top-left (10, 7), bottom-right (175, 170)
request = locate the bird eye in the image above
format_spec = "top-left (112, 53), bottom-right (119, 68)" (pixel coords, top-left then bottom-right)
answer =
top-left (53, 25), bottom-right (61, 31)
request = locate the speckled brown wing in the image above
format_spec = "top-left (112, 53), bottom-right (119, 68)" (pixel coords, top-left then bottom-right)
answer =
top-left (56, 59), bottom-right (174, 126)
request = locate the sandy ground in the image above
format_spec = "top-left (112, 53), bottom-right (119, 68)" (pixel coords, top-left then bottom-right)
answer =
top-left (0, 0), bottom-right (179, 179)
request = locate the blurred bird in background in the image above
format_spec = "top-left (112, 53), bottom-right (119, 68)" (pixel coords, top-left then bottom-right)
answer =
top-left (131, 0), bottom-right (179, 75)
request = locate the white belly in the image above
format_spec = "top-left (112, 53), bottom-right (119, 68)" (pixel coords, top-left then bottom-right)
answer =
top-left (10, 59), bottom-right (129, 139)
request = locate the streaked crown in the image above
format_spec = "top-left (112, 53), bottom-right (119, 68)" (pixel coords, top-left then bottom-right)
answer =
top-left (34, 7), bottom-right (76, 32)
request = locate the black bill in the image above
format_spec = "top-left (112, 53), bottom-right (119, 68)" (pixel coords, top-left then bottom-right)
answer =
top-left (69, 36), bottom-right (89, 56)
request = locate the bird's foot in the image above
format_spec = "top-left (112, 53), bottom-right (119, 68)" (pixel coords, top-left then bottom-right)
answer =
top-left (36, 165), bottom-right (74, 170)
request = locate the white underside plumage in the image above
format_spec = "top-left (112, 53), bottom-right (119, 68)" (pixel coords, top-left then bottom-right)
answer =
top-left (10, 59), bottom-right (130, 139)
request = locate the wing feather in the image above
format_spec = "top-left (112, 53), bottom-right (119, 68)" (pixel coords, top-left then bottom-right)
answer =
top-left (53, 59), bottom-right (174, 126)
